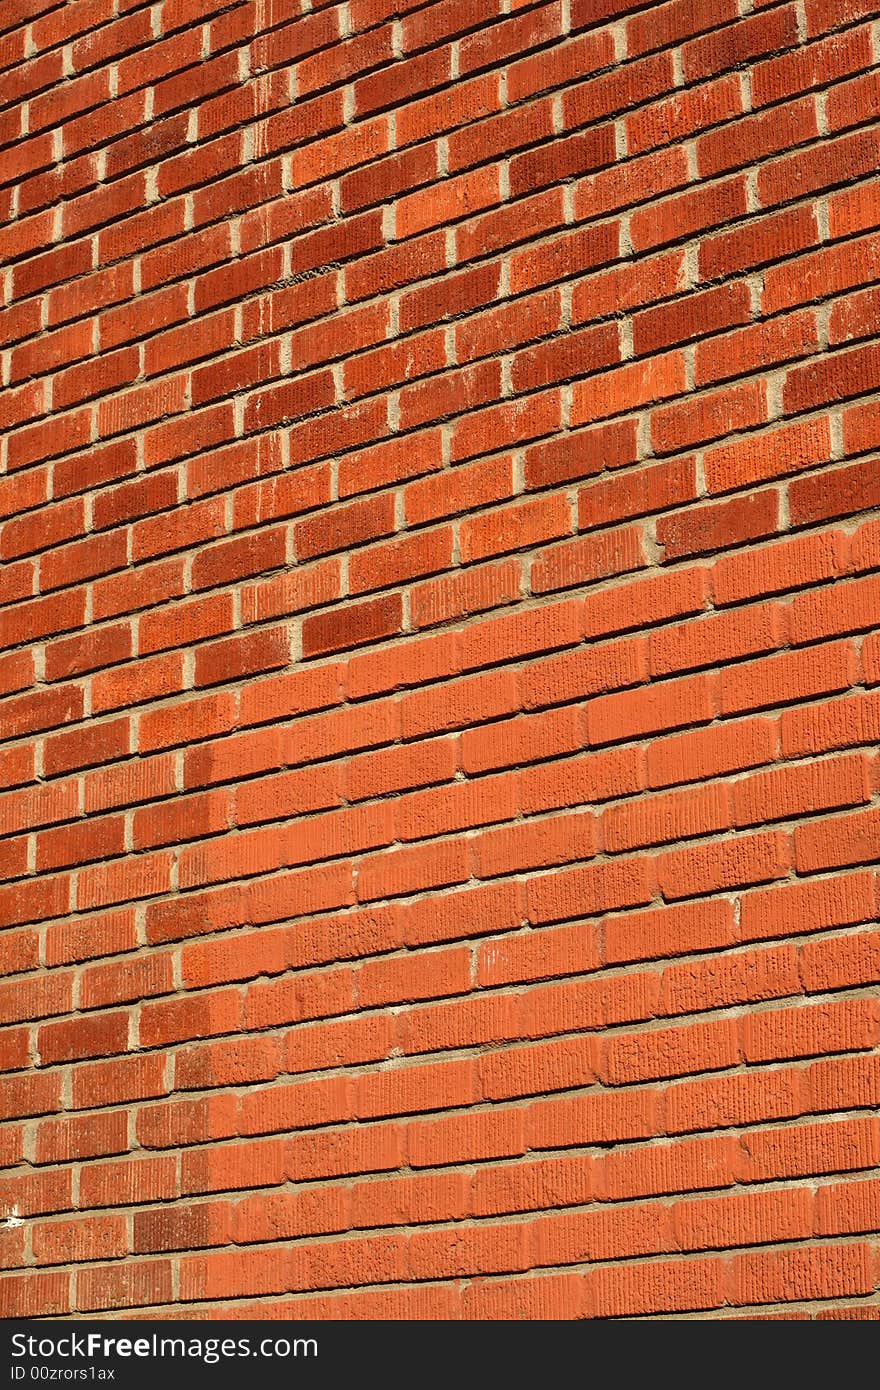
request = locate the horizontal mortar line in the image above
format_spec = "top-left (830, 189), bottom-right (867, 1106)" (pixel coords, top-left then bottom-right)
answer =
top-left (5, 730), bottom-right (871, 862)
top-left (6, 140), bottom-right (874, 373)
top-left (16, 1227), bottom-right (880, 1312)
top-left (6, 247), bottom-right (860, 455)
top-left (5, 921), bottom-right (877, 1036)
top-left (6, 970), bottom-right (879, 1130)
top-left (21, 1155), bottom-right (880, 1224)
top-left (0, 628), bottom-right (873, 799)
top-left (6, 977), bottom-right (879, 1091)
top-left (3, 58), bottom-right (874, 319)
top-left (2, 759), bottom-right (876, 891)
top-left (8, 1103), bottom-right (880, 1218)
top-left (5, 311), bottom-right (878, 528)
top-left (11, 916), bottom-right (880, 1042)
top-left (11, 1208), bottom-right (880, 1282)
top-left (13, 860), bottom-right (876, 996)
top-left (10, 1019), bottom-right (880, 1125)
top-left (0, 808), bottom-right (820, 903)
top-left (2, 389), bottom-right (878, 638)
top-left (3, 121), bottom-right (873, 351)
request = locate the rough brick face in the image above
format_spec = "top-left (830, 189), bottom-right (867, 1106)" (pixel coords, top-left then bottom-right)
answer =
top-left (0, 0), bottom-right (879, 1325)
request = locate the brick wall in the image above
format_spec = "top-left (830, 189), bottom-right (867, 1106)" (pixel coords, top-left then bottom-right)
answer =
top-left (2, 0), bottom-right (880, 1321)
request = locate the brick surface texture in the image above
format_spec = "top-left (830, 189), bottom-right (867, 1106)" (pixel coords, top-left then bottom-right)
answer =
top-left (1, 0), bottom-right (880, 1323)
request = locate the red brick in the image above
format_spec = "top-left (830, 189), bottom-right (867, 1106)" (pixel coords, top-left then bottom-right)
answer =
top-left (411, 559), bottom-right (522, 629)
top-left (700, 203), bottom-right (819, 283)
top-left (525, 418), bottom-right (638, 492)
top-left (705, 417), bottom-right (832, 495)
top-left (33, 1213), bottom-right (128, 1266)
top-left (588, 673), bottom-right (715, 745)
top-left (571, 250), bottom-right (686, 325)
top-left (698, 95), bottom-right (819, 178)
top-left (800, 928), bottom-right (880, 994)
top-left (461, 494), bottom-right (571, 563)
top-left (602, 1017), bottom-right (740, 1084)
top-left (406, 456), bottom-right (513, 528)
top-left (302, 595), bottom-right (404, 659)
top-left (652, 379), bottom-right (767, 455)
top-left (676, 1186), bottom-right (813, 1252)
top-left (712, 530), bottom-right (846, 607)
top-left (730, 1243), bottom-right (874, 1306)
top-left (829, 176), bottom-right (880, 239)
top-left (657, 490), bottom-right (779, 560)
top-left (402, 261), bottom-right (503, 335)
top-left (509, 220), bottom-right (620, 296)
top-left (572, 350), bottom-right (687, 428)
top-left (575, 146), bottom-right (692, 227)
top-left (531, 525), bottom-right (646, 595)
top-left (719, 640), bottom-right (858, 715)
top-left (604, 899), bottom-right (737, 966)
top-left (740, 870), bottom-right (878, 944)
top-left (734, 752), bottom-right (871, 827)
top-left (38, 1011), bottom-right (130, 1066)
top-left (603, 781), bottom-right (731, 854)
top-left (633, 282), bottom-right (750, 357)
top-left (632, 175), bottom-right (749, 253)
top-left (795, 803), bottom-right (880, 874)
top-left (649, 602), bottom-right (785, 679)
top-left (527, 856), bottom-right (654, 925)
top-left (658, 830), bottom-right (790, 901)
top-left (629, 73), bottom-right (743, 154)
top-left (760, 125), bottom-right (880, 208)
top-left (43, 717), bottom-right (130, 777)
top-left (744, 999), bottom-right (880, 1064)
top-left (584, 574), bottom-right (709, 652)
top-left (0, 1272), bottom-right (72, 1319)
